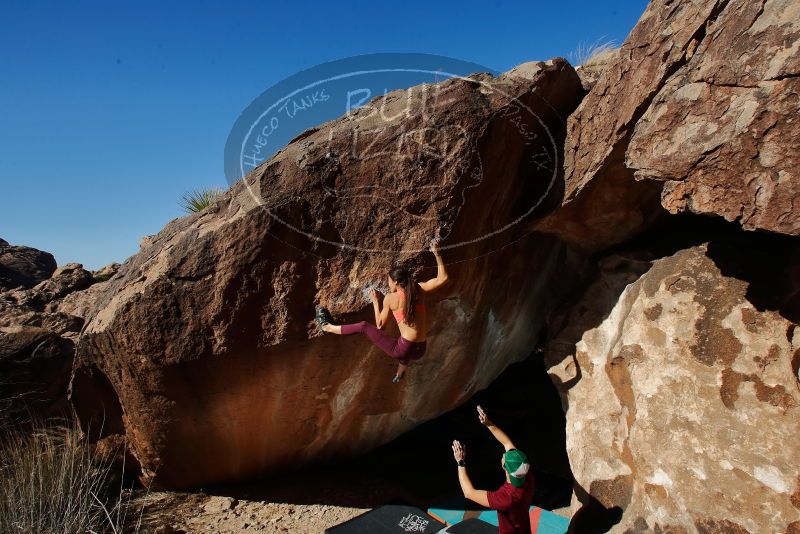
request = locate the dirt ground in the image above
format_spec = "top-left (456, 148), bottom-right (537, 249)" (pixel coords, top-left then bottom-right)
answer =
top-left (137, 491), bottom-right (571, 533)
top-left (136, 491), bottom-right (367, 533)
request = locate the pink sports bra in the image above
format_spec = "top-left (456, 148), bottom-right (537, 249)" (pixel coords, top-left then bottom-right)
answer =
top-left (392, 287), bottom-right (426, 324)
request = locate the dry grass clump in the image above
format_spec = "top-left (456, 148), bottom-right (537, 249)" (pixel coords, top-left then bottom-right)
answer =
top-left (0, 421), bottom-right (141, 533)
top-left (570, 38), bottom-right (618, 67)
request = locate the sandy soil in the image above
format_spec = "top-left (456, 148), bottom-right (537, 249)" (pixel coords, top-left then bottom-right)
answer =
top-left (136, 490), bottom-right (572, 534)
top-left (133, 460), bottom-right (406, 533)
top-left (137, 491), bottom-right (367, 533)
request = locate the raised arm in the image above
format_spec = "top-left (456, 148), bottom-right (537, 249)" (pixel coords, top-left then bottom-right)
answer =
top-left (478, 405), bottom-right (516, 451)
top-left (418, 240), bottom-right (448, 292)
top-left (452, 440), bottom-right (490, 507)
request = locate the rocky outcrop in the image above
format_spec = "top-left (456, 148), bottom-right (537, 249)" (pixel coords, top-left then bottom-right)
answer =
top-left (73, 59), bottom-right (586, 488)
top-left (4, 263), bottom-right (94, 313)
top-left (0, 238), bottom-right (56, 291)
top-left (535, 0), bottom-right (800, 252)
top-left (547, 241), bottom-right (800, 532)
top-left (58, 263), bottom-right (121, 318)
top-left (531, 1), bottom-right (800, 530)
top-left (627, 0), bottom-right (800, 234)
top-left (573, 48), bottom-right (619, 93)
top-left (0, 248), bottom-right (108, 424)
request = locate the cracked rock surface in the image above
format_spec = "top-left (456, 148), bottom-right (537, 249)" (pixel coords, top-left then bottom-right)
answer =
top-left (536, 0), bottom-right (799, 251)
top-left (546, 240), bottom-right (800, 532)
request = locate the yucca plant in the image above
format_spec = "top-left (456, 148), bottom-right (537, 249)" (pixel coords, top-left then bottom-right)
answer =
top-left (0, 421), bottom-right (141, 533)
top-left (179, 187), bottom-right (224, 214)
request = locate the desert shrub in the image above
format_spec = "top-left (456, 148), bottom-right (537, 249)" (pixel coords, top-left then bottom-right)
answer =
top-left (179, 187), bottom-right (224, 214)
top-left (0, 421), bottom-right (140, 533)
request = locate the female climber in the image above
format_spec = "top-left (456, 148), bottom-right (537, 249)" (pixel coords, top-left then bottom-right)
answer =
top-left (315, 240), bottom-right (448, 383)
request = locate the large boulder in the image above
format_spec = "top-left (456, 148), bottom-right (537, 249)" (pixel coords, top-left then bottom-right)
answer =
top-left (0, 238), bottom-right (57, 291)
top-left (535, 0), bottom-right (800, 252)
top-left (72, 59), bottom-right (586, 488)
top-left (546, 241), bottom-right (800, 532)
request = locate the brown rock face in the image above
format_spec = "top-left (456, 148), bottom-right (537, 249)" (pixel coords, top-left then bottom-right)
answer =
top-left (574, 47), bottom-right (620, 92)
top-left (73, 59), bottom-right (585, 488)
top-left (536, 0), bottom-right (800, 252)
top-left (547, 242), bottom-right (800, 532)
top-left (0, 325), bottom-right (74, 422)
top-left (627, 0), bottom-right (800, 234)
top-left (57, 263), bottom-right (120, 318)
top-left (0, 259), bottom-right (99, 423)
top-left (0, 238), bottom-right (57, 291)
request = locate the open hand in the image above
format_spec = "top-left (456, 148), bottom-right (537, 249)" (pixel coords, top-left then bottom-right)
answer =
top-left (452, 440), bottom-right (466, 462)
top-left (369, 288), bottom-right (380, 303)
top-left (477, 405), bottom-right (493, 426)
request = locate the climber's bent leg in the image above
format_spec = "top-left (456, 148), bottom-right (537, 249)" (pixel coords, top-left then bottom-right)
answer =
top-left (342, 322), bottom-right (427, 383)
top-left (340, 321), bottom-right (397, 355)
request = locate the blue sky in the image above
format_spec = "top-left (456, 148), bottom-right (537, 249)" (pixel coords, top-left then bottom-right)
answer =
top-left (0, 0), bottom-right (647, 270)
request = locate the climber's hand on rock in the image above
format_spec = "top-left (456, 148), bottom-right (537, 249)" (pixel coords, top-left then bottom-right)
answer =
top-left (477, 405), bottom-right (493, 426)
top-left (452, 440), bottom-right (466, 462)
top-left (369, 288), bottom-right (380, 303)
top-left (430, 239), bottom-right (440, 255)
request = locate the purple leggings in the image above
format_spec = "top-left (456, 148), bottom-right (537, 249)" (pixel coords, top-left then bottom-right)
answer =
top-left (340, 321), bottom-right (427, 365)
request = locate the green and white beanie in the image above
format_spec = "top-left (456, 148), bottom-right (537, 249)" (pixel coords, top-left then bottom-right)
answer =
top-left (503, 449), bottom-right (530, 488)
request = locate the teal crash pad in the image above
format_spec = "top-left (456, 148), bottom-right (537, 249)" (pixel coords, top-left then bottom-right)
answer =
top-left (427, 505), bottom-right (569, 534)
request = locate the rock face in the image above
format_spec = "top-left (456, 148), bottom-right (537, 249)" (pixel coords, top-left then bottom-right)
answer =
top-left (0, 238), bottom-right (57, 290)
top-left (0, 253), bottom-right (100, 424)
top-left (73, 59), bottom-right (586, 488)
top-left (527, 1), bottom-right (800, 530)
top-left (573, 48), bottom-right (619, 93)
top-left (532, 2), bottom-right (800, 529)
top-left (627, 0), bottom-right (800, 235)
top-left (0, 325), bottom-right (75, 422)
top-left (546, 242), bottom-right (800, 532)
top-left (536, 0), bottom-right (800, 252)
top-left (59, 263), bottom-right (121, 318)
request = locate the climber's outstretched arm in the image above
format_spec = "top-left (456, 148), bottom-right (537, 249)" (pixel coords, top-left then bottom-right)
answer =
top-left (419, 240), bottom-right (448, 292)
top-left (452, 440), bottom-right (490, 507)
top-left (478, 405), bottom-right (516, 452)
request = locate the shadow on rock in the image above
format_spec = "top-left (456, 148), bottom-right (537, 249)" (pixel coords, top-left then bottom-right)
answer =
top-left (199, 353), bottom-right (574, 513)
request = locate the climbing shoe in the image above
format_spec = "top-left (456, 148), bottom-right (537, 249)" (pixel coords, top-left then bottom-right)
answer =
top-left (315, 306), bottom-right (332, 327)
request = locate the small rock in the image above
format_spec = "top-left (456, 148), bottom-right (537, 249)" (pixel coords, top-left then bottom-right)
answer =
top-left (202, 495), bottom-right (238, 514)
top-left (91, 262), bottom-right (119, 282)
